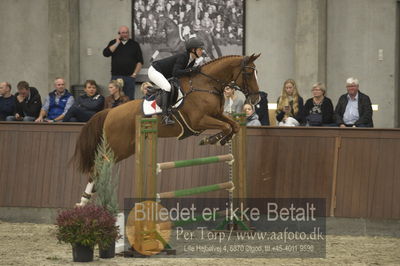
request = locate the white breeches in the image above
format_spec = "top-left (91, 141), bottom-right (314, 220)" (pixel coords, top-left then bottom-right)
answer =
top-left (148, 65), bottom-right (171, 92)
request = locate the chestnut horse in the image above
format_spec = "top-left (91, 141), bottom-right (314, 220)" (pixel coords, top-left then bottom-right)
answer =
top-left (74, 54), bottom-right (261, 205)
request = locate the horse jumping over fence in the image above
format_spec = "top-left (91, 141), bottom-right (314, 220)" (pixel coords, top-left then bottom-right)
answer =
top-left (126, 116), bottom-right (248, 255)
top-left (74, 54), bottom-right (260, 205)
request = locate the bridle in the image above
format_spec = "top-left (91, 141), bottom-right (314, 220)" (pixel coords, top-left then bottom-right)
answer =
top-left (230, 56), bottom-right (259, 97)
top-left (187, 56), bottom-right (259, 98)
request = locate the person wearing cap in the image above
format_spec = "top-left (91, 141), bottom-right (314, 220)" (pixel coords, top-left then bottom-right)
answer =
top-left (148, 37), bottom-right (204, 125)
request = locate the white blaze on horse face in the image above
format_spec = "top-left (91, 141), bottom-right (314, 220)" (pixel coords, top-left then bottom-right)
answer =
top-left (254, 69), bottom-right (259, 84)
top-left (248, 68), bottom-right (260, 105)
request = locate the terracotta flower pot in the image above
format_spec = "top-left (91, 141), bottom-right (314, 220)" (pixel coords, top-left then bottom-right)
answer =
top-left (72, 243), bottom-right (94, 262)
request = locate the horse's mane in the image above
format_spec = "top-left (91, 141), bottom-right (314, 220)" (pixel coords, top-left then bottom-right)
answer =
top-left (201, 55), bottom-right (243, 68)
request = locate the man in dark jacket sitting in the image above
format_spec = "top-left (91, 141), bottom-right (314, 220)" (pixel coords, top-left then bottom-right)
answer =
top-left (0, 82), bottom-right (15, 121)
top-left (6, 81), bottom-right (42, 121)
top-left (254, 91), bottom-right (270, 126)
top-left (334, 77), bottom-right (373, 127)
top-left (63, 80), bottom-right (104, 122)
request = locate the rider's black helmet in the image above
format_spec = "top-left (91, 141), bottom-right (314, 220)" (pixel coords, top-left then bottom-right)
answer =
top-left (185, 37), bottom-right (204, 51)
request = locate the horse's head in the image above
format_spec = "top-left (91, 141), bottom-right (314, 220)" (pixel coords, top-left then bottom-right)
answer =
top-left (232, 54), bottom-right (261, 105)
top-left (194, 54), bottom-right (261, 104)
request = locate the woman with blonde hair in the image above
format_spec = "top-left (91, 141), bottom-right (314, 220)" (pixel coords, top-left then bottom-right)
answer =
top-left (276, 79), bottom-right (304, 126)
top-left (140, 81), bottom-right (158, 101)
top-left (243, 103), bottom-right (261, 126)
top-left (104, 79), bottom-right (130, 109)
top-left (303, 82), bottom-right (334, 126)
top-left (140, 82), bottom-right (153, 96)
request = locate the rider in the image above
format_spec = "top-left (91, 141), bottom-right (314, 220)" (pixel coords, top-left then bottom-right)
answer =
top-left (148, 37), bottom-right (204, 125)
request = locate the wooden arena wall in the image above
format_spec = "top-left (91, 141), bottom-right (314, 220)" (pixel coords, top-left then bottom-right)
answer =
top-left (0, 122), bottom-right (399, 219)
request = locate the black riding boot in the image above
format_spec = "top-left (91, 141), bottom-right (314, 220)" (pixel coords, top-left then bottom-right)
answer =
top-left (161, 90), bottom-right (175, 125)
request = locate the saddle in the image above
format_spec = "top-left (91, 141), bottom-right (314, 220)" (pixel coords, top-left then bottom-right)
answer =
top-left (142, 78), bottom-right (202, 140)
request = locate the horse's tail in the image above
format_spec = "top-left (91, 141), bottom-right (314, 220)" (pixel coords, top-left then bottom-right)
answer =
top-left (72, 109), bottom-right (111, 174)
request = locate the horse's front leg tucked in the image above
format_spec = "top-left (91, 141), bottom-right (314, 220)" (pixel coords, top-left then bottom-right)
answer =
top-left (216, 114), bottom-right (241, 145)
top-left (197, 115), bottom-right (233, 145)
top-left (76, 180), bottom-right (95, 206)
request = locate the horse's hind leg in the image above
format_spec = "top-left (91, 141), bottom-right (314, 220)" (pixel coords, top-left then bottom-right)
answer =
top-left (197, 115), bottom-right (233, 145)
top-left (76, 178), bottom-right (95, 206)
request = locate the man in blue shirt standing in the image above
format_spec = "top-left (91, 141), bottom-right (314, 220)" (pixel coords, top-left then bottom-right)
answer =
top-left (334, 77), bottom-right (373, 127)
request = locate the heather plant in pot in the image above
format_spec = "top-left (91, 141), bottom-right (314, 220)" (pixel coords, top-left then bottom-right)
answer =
top-left (56, 204), bottom-right (120, 262)
top-left (92, 134), bottom-right (121, 258)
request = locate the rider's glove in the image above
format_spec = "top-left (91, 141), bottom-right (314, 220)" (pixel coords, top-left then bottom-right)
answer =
top-left (189, 66), bottom-right (201, 74)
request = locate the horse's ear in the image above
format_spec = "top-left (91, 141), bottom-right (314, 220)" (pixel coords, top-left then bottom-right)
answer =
top-left (248, 53), bottom-right (261, 63)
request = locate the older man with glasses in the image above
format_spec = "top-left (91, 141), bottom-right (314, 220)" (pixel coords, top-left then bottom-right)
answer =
top-left (334, 77), bottom-right (373, 128)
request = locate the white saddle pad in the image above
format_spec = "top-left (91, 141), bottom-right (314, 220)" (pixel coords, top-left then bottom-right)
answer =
top-left (142, 89), bottom-right (184, 116)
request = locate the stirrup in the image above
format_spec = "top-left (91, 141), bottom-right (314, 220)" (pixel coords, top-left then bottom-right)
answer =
top-left (162, 115), bottom-right (175, 125)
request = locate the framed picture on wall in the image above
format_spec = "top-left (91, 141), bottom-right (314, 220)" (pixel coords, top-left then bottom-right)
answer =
top-left (132, 0), bottom-right (245, 69)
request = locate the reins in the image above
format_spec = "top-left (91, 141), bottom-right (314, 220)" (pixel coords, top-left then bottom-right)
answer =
top-left (184, 56), bottom-right (258, 99)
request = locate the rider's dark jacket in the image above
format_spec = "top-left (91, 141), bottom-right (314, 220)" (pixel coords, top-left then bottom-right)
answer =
top-left (151, 52), bottom-right (196, 79)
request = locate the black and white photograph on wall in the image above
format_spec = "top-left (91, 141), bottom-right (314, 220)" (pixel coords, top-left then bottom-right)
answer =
top-left (132, 0), bottom-right (245, 68)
